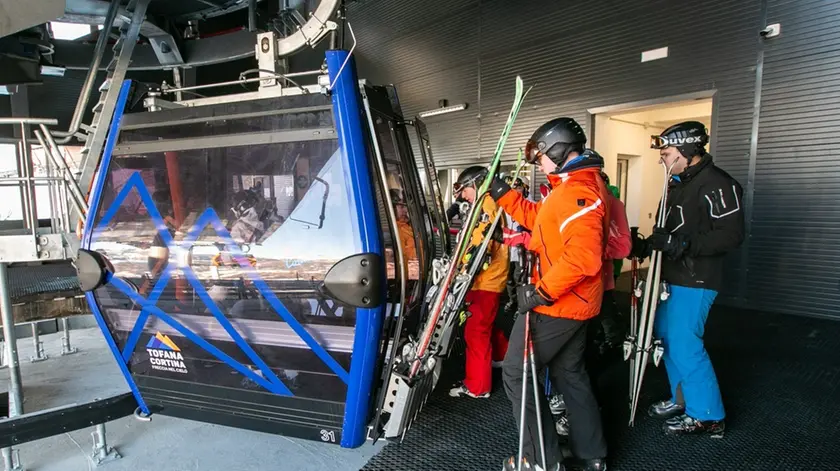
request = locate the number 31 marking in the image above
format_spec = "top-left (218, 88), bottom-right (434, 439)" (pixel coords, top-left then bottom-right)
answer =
top-left (320, 429), bottom-right (336, 443)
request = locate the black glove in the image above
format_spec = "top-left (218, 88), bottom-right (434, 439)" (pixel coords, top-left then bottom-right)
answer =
top-left (516, 284), bottom-right (552, 313)
top-left (446, 202), bottom-right (460, 221)
top-left (648, 227), bottom-right (689, 260)
top-left (629, 231), bottom-right (651, 260)
top-left (489, 176), bottom-right (512, 201)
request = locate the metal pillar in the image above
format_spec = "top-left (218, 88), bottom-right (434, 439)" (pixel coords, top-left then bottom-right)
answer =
top-left (60, 318), bottom-right (78, 356)
top-left (28, 323), bottom-right (47, 363)
top-left (91, 424), bottom-right (121, 466)
top-left (0, 263), bottom-right (24, 471)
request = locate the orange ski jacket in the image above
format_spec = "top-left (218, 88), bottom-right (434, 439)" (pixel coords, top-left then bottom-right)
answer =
top-left (462, 195), bottom-right (509, 293)
top-left (497, 163), bottom-right (610, 320)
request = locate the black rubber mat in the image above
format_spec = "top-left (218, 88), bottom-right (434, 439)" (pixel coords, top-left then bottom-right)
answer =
top-left (363, 301), bottom-right (840, 471)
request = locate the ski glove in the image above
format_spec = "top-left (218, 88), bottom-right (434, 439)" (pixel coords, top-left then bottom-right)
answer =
top-left (515, 284), bottom-right (552, 314)
top-left (648, 227), bottom-right (689, 260)
top-left (489, 177), bottom-right (512, 201)
top-left (630, 231), bottom-right (651, 260)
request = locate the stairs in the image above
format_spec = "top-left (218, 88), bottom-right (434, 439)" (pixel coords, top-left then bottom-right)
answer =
top-left (72, 0), bottom-right (152, 223)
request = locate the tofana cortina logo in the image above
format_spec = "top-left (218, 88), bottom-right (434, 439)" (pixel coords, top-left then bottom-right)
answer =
top-left (146, 332), bottom-right (188, 374)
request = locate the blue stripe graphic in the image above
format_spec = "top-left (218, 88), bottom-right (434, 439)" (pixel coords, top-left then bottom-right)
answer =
top-left (90, 171), bottom-right (350, 392)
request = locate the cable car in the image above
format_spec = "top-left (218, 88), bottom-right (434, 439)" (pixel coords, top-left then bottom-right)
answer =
top-left (76, 48), bottom-right (452, 448)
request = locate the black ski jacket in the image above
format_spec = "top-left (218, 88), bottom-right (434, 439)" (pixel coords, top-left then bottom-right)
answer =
top-left (657, 154), bottom-right (745, 291)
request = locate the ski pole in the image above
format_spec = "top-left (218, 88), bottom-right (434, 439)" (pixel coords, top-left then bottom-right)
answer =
top-left (517, 308), bottom-right (530, 471)
top-left (516, 249), bottom-right (532, 470)
top-left (529, 321), bottom-right (547, 470)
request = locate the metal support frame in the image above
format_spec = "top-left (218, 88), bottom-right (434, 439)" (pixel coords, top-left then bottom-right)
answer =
top-left (91, 424), bottom-right (121, 466)
top-left (61, 318), bottom-right (78, 356)
top-left (28, 323), bottom-right (47, 363)
top-left (1, 263), bottom-right (24, 471)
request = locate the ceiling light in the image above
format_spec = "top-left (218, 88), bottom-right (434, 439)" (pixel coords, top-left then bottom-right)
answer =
top-left (418, 103), bottom-right (468, 118)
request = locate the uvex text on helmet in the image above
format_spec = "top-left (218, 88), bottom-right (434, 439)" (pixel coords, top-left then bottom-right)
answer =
top-left (453, 165), bottom-right (488, 194)
top-left (524, 117), bottom-right (587, 166)
top-left (650, 121), bottom-right (709, 158)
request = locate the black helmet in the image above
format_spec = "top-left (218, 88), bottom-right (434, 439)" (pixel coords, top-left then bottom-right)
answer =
top-left (525, 117), bottom-right (587, 166)
top-left (453, 165), bottom-right (488, 195)
top-left (389, 188), bottom-right (406, 205)
top-left (651, 121), bottom-right (709, 158)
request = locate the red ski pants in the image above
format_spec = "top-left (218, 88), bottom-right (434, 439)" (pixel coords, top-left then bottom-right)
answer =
top-left (463, 289), bottom-right (509, 395)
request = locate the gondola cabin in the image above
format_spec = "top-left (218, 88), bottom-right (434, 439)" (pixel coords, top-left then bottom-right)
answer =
top-left (76, 49), bottom-right (450, 448)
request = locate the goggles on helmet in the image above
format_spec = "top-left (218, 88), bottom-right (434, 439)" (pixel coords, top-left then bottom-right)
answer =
top-left (453, 176), bottom-right (479, 195)
top-left (524, 139), bottom-right (541, 164)
top-left (650, 134), bottom-right (705, 150)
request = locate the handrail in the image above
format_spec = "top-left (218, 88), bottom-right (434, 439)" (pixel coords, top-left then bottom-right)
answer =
top-left (0, 118), bottom-right (88, 236)
top-left (34, 128), bottom-right (89, 218)
top-left (50, 0), bottom-right (120, 144)
top-left (0, 118), bottom-right (58, 125)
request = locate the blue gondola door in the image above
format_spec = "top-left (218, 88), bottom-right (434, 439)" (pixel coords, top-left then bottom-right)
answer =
top-left (81, 52), bottom-right (387, 448)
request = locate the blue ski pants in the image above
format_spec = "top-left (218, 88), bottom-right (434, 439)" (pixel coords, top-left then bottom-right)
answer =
top-left (654, 285), bottom-right (725, 421)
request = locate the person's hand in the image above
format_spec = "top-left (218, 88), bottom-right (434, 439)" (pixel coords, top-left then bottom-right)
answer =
top-left (516, 284), bottom-right (552, 313)
top-left (629, 231), bottom-right (651, 260)
top-left (648, 227), bottom-right (689, 259)
top-left (489, 176), bottom-right (512, 201)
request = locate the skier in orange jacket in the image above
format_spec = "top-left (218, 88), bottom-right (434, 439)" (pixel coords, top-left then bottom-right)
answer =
top-left (491, 118), bottom-right (609, 471)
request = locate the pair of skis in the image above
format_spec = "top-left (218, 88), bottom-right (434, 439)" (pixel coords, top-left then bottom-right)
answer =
top-left (399, 75), bottom-right (533, 381)
top-left (625, 160), bottom-right (676, 426)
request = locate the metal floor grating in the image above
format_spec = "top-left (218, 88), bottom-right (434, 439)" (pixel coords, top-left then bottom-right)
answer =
top-left (7, 262), bottom-right (80, 303)
top-left (363, 303), bottom-right (840, 471)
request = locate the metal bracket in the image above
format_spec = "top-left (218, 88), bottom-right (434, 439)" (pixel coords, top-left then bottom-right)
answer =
top-left (28, 323), bottom-right (47, 364)
top-left (60, 318), bottom-right (78, 356)
top-left (1, 448), bottom-right (23, 471)
top-left (143, 95), bottom-right (186, 112)
top-left (91, 424), bottom-right (121, 466)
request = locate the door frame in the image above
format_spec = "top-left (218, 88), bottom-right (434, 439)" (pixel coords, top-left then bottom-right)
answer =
top-left (587, 89), bottom-right (720, 157)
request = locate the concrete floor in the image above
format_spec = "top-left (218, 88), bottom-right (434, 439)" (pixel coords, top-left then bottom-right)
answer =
top-left (1, 327), bottom-right (384, 471)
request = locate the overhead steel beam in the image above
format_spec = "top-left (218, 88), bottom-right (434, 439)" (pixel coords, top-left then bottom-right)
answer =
top-left (61, 0), bottom-right (185, 67)
top-left (51, 29), bottom-right (258, 70)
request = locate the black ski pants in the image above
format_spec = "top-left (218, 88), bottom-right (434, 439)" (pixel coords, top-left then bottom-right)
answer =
top-left (502, 312), bottom-right (607, 466)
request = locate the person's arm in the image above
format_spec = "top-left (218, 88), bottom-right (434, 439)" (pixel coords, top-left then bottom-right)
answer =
top-left (534, 186), bottom-right (605, 301)
top-left (685, 180), bottom-right (745, 257)
top-left (605, 198), bottom-right (632, 260)
top-left (490, 178), bottom-right (542, 231)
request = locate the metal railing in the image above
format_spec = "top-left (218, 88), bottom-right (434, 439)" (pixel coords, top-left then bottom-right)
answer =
top-left (0, 118), bottom-right (88, 240)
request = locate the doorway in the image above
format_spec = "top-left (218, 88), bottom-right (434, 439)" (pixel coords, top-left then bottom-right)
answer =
top-left (591, 96), bottom-right (714, 270)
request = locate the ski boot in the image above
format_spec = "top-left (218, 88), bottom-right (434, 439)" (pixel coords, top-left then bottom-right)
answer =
top-left (647, 399), bottom-right (685, 419)
top-left (564, 457), bottom-right (608, 471)
top-left (663, 414), bottom-right (725, 437)
top-left (502, 456), bottom-right (564, 471)
top-left (554, 414), bottom-right (569, 437)
top-left (549, 394), bottom-right (566, 416)
top-left (448, 382), bottom-right (489, 399)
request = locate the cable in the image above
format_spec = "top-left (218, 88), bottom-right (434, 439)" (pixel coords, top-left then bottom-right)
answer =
top-left (65, 433), bottom-right (94, 471)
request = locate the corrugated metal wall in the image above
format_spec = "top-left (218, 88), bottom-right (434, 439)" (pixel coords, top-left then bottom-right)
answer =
top-left (749, 0), bottom-right (840, 318)
top-left (348, 0), bottom-right (840, 319)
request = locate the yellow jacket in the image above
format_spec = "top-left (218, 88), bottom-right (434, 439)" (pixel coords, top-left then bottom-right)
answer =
top-left (462, 195), bottom-right (509, 293)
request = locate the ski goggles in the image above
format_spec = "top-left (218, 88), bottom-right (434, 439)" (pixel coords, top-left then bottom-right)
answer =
top-left (452, 176), bottom-right (480, 195)
top-left (524, 139), bottom-right (542, 164)
top-left (650, 135), bottom-right (671, 149)
top-left (651, 134), bottom-right (706, 149)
